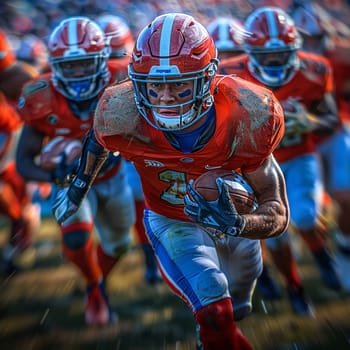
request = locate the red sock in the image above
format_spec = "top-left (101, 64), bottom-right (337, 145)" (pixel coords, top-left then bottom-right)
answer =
top-left (97, 243), bottom-right (119, 279)
top-left (269, 243), bottom-right (302, 288)
top-left (62, 234), bottom-right (101, 285)
top-left (134, 200), bottom-right (148, 244)
top-left (298, 226), bottom-right (327, 253)
top-left (195, 298), bottom-right (252, 350)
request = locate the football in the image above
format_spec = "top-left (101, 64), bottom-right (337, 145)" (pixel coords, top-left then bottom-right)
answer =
top-left (191, 169), bottom-right (258, 214)
top-left (39, 136), bottom-right (82, 170)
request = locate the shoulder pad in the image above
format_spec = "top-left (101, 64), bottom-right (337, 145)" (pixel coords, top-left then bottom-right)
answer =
top-left (17, 75), bottom-right (54, 122)
top-left (214, 75), bottom-right (277, 129)
top-left (94, 80), bottom-right (140, 137)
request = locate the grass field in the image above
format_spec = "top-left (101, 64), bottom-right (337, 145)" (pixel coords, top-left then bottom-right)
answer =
top-left (1, 217), bottom-right (350, 350)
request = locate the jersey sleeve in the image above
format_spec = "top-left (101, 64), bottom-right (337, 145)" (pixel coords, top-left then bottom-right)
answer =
top-left (17, 75), bottom-right (54, 125)
top-left (0, 29), bottom-right (15, 72)
top-left (215, 75), bottom-right (285, 172)
top-left (94, 80), bottom-right (141, 150)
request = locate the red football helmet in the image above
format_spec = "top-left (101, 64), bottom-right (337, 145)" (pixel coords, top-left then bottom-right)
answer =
top-left (16, 34), bottom-right (49, 72)
top-left (48, 16), bottom-right (110, 101)
top-left (243, 7), bottom-right (302, 87)
top-left (96, 14), bottom-right (134, 58)
top-left (292, 3), bottom-right (343, 54)
top-left (128, 13), bottom-right (218, 131)
top-left (207, 17), bottom-right (246, 59)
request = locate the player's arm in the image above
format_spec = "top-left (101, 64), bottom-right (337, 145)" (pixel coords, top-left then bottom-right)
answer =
top-left (16, 125), bottom-right (81, 186)
top-left (52, 129), bottom-right (109, 224)
top-left (242, 154), bottom-right (289, 239)
top-left (16, 125), bottom-right (51, 182)
top-left (0, 62), bottom-right (38, 101)
top-left (283, 93), bottom-right (338, 136)
top-left (184, 154), bottom-right (289, 239)
top-left (309, 92), bottom-right (339, 135)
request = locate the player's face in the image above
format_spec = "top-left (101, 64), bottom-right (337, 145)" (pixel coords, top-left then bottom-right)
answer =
top-left (60, 58), bottom-right (96, 78)
top-left (254, 51), bottom-right (291, 67)
top-left (146, 79), bottom-right (194, 115)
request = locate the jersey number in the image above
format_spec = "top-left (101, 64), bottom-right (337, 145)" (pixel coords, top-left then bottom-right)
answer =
top-left (159, 170), bottom-right (187, 205)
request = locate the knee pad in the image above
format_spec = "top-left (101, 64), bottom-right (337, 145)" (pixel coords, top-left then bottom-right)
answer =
top-left (195, 268), bottom-right (229, 304)
top-left (63, 230), bottom-right (89, 250)
top-left (100, 235), bottom-right (131, 260)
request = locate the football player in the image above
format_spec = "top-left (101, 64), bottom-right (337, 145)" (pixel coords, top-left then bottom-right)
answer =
top-left (96, 14), bottom-right (162, 285)
top-left (14, 33), bottom-right (49, 73)
top-left (52, 13), bottom-right (289, 349)
top-left (15, 17), bottom-right (135, 327)
top-left (206, 16), bottom-right (245, 60)
top-left (0, 28), bottom-right (41, 275)
top-left (219, 6), bottom-right (341, 314)
top-left (292, 2), bottom-right (350, 292)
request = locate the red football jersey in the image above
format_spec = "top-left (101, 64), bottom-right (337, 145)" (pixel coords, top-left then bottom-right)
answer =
top-left (0, 29), bottom-right (15, 73)
top-left (94, 76), bottom-right (284, 221)
top-left (326, 39), bottom-right (350, 124)
top-left (108, 56), bottom-right (130, 83)
top-left (219, 51), bottom-right (335, 163)
top-left (17, 62), bottom-right (125, 140)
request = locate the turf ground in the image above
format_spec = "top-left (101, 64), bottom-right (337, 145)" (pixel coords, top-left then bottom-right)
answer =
top-left (1, 217), bottom-right (350, 350)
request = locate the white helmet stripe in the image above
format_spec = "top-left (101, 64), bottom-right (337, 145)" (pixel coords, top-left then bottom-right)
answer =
top-left (219, 20), bottom-right (230, 42)
top-left (68, 19), bottom-right (79, 51)
top-left (159, 13), bottom-right (176, 66)
top-left (267, 9), bottom-right (278, 39)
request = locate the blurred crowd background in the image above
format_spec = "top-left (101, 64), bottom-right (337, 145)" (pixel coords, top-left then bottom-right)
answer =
top-left (1, 0), bottom-right (350, 66)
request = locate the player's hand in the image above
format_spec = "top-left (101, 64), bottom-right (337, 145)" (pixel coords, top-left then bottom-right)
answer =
top-left (184, 178), bottom-right (246, 236)
top-left (51, 153), bottom-right (79, 188)
top-left (282, 99), bottom-right (316, 135)
top-left (52, 188), bottom-right (79, 224)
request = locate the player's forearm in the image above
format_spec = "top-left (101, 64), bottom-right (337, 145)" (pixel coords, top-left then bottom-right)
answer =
top-left (241, 155), bottom-right (290, 240)
top-left (312, 93), bottom-right (339, 135)
top-left (67, 129), bottom-right (109, 206)
top-left (311, 111), bottom-right (339, 135)
top-left (239, 200), bottom-right (289, 240)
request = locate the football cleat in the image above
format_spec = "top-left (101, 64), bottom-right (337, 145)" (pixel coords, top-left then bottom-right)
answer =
top-left (256, 265), bottom-right (282, 300)
top-left (335, 233), bottom-right (350, 292)
top-left (287, 285), bottom-right (314, 316)
top-left (313, 248), bottom-right (341, 291)
top-left (2, 215), bottom-right (37, 276)
top-left (85, 281), bottom-right (117, 326)
top-left (335, 249), bottom-right (350, 292)
top-left (195, 323), bottom-right (203, 350)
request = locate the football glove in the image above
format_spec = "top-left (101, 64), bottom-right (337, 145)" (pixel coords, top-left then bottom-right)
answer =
top-left (282, 99), bottom-right (317, 135)
top-left (52, 130), bottom-right (109, 224)
top-left (184, 177), bottom-right (246, 237)
top-left (50, 153), bottom-right (79, 188)
top-left (52, 188), bottom-right (80, 224)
